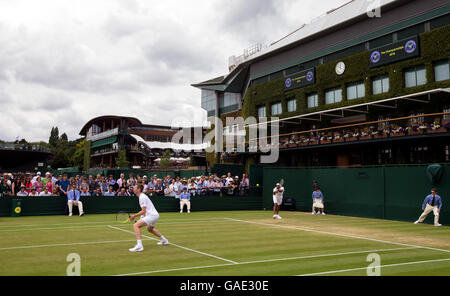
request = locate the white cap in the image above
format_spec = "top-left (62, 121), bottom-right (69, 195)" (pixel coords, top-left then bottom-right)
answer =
top-left (276, 183), bottom-right (280, 186)
top-left (143, 175), bottom-right (147, 178)
top-left (37, 172), bottom-right (41, 175)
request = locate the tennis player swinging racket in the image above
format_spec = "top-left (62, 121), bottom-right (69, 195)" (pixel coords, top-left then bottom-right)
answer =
top-left (273, 179), bottom-right (284, 219)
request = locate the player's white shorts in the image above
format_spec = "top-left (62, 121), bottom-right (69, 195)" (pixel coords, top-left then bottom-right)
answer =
top-left (140, 214), bottom-right (159, 227)
top-left (313, 199), bottom-right (324, 209)
top-left (273, 196), bottom-right (283, 205)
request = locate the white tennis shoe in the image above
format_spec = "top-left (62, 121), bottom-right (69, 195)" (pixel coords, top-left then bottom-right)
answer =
top-left (157, 239), bottom-right (169, 246)
top-left (435, 223), bottom-right (442, 227)
top-left (129, 245), bottom-right (144, 252)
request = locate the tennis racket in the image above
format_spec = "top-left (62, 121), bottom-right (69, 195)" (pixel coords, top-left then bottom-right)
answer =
top-left (279, 178), bottom-right (284, 186)
top-left (116, 211), bottom-right (131, 224)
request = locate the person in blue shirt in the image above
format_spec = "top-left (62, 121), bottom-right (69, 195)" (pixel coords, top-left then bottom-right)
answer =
top-left (312, 187), bottom-right (325, 215)
top-left (104, 185), bottom-right (115, 197)
top-left (414, 188), bottom-right (442, 227)
top-left (179, 187), bottom-right (191, 213)
top-left (58, 174), bottom-right (70, 196)
top-left (67, 184), bottom-right (84, 216)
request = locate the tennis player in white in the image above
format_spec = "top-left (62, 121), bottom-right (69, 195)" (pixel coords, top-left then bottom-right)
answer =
top-left (128, 184), bottom-right (169, 252)
top-left (273, 183), bottom-right (284, 219)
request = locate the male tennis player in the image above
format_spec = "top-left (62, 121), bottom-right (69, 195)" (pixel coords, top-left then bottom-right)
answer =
top-left (414, 188), bottom-right (442, 227)
top-left (273, 183), bottom-right (284, 219)
top-left (128, 184), bottom-right (169, 252)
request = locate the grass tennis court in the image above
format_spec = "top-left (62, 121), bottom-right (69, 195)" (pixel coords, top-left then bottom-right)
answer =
top-left (0, 210), bottom-right (449, 276)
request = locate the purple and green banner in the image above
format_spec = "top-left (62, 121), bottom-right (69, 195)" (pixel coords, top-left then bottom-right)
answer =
top-left (369, 36), bottom-right (419, 68)
top-left (284, 68), bottom-right (315, 91)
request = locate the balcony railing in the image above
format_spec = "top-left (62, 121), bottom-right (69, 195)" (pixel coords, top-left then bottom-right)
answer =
top-left (87, 127), bottom-right (119, 142)
top-left (0, 143), bottom-right (51, 153)
top-left (245, 112), bottom-right (450, 152)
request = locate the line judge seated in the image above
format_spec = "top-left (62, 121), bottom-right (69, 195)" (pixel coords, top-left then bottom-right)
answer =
top-left (67, 184), bottom-right (85, 217)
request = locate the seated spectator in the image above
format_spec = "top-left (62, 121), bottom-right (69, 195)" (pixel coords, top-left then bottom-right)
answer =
top-left (80, 186), bottom-right (91, 197)
top-left (117, 188), bottom-right (129, 197)
top-left (46, 178), bottom-right (55, 195)
top-left (28, 187), bottom-right (39, 197)
top-left (226, 180), bottom-right (237, 196)
top-left (16, 185), bottom-right (28, 196)
top-left (187, 180), bottom-right (197, 196)
top-left (39, 187), bottom-right (53, 196)
top-left (67, 184), bottom-right (84, 216)
top-left (127, 186), bottom-right (135, 196)
top-left (127, 173), bottom-right (137, 188)
top-left (104, 185), bottom-right (115, 197)
top-left (179, 187), bottom-right (191, 213)
top-left (100, 179), bottom-right (108, 194)
top-left (0, 177), bottom-right (12, 196)
top-left (58, 174), bottom-right (70, 196)
top-left (34, 177), bottom-right (44, 193)
top-left (213, 179), bottom-right (223, 196)
top-left (91, 188), bottom-right (102, 197)
top-left (154, 179), bottom-right (164, 196)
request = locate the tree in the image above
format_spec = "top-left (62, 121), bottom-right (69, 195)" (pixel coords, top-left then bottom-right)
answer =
top-left (159, 150), bottom-right (172, 170)
top-left (115, 150), bottom-right (130, 168)
top-left (49, 127), bottom-right (59, 148)
top-left (70, 140), bottom-right (85, 170)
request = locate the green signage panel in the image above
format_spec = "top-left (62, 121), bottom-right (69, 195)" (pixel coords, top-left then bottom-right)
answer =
top-left (284, 68), bottom-right (315, 91)
top-left (369, 36), bottom-right (420, 68)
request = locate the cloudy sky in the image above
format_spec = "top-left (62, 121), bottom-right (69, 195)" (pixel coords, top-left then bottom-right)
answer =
top-left (0, 0), bottom-right (349, 142)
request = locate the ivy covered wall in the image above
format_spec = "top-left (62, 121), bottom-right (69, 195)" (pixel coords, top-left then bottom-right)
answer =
top-left (242, 25), bottom-right (450, 120)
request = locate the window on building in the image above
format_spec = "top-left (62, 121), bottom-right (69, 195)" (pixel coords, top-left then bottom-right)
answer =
top-left (201, 90), bottom-right (216, 112)
top-left (404, 65), bottom-right (426, 88)
top-left (434, 60), bottom-right (450, 82)
top-left (287, 98), bottom-right (296, 112)
top-left (307, 93), bottom-right (319, 108)
top-left (369, 34), bottom-right (393, 49)
top-left (397, 23), bottom-right (424, 40)
top-left (378, 115), bottom-right (391, 129)
top-left (378, 147), bottom-right (393, 165)
top-left (372, 75), bottom-right (389, 95)
top-left (410, 145), bottom-right (428, 164)
top-left (325, 87), bottom-right (342, 104)
top-left (443, 106), bottom-right (450, 121)
top-left (346, 81), bottom-right (365, 100)
top-left (271, 102), bottom-right (282, 116)
top-left (220, 92), bottom-right (240, 108)
top-left (257, 106), bottom-right (266, 118)
top-left (430, 14), bottom-right (450, 30)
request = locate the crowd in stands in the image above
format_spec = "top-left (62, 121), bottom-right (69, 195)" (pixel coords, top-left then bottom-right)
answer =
top-left (0, 171), bottom-right (250, 198)
top-left (252, 117), bottom-right (450, 149)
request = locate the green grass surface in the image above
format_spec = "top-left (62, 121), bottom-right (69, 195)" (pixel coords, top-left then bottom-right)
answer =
top-left (0, 210), bottom-right (449, 276)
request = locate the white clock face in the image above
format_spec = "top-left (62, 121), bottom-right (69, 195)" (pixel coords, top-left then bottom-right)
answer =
top-left (335, 62), bottom-right (345, 75)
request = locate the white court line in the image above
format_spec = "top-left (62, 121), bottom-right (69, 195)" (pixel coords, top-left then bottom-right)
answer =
top-left (225, 218), bottom-right (450, 254)
top-left (0, 218), bottom-right (228, 228)
top-left (0, 239), bottom-right (150, 251)
top-left (0, 220), bottom-right (232, 232)
top-left (113, 246), bottom-right (417, 276)
top-left (297, 258), bottom-right (450, 276)
top-left (107, 225), bottom-right (238, 265)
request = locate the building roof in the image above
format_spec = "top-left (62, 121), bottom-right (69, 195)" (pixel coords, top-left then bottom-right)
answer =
top-left (79, 115), bottom-right (142, 135)
top-left (130, 134), bottom-right (207, 152)
top-left (192, 0), bottom-right (400, 92)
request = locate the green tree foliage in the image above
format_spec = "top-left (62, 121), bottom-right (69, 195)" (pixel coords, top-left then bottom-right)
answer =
top-left (115, 149), bottom-right (130, 168)
top-left (48, 127), bottom-right (82, 169)
top-left (159, 150), bottom-right (172, 170)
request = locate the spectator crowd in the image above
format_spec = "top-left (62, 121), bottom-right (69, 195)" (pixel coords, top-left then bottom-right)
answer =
top-left (0, 171), bottom-right (250, 198)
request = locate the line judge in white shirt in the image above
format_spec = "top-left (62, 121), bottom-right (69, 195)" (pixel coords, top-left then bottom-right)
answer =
top-left (273, 183), bottom-right (284, 219)
top-left (128, 184), bottom-right (169, 252)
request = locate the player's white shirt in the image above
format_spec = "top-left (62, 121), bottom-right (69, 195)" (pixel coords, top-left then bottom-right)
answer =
top-left (273, 186), bottom-right (284, 198)
top-left (139, 192), bottom-right (159, 217)
top-left (273, 186), bottom-right (284, 205)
